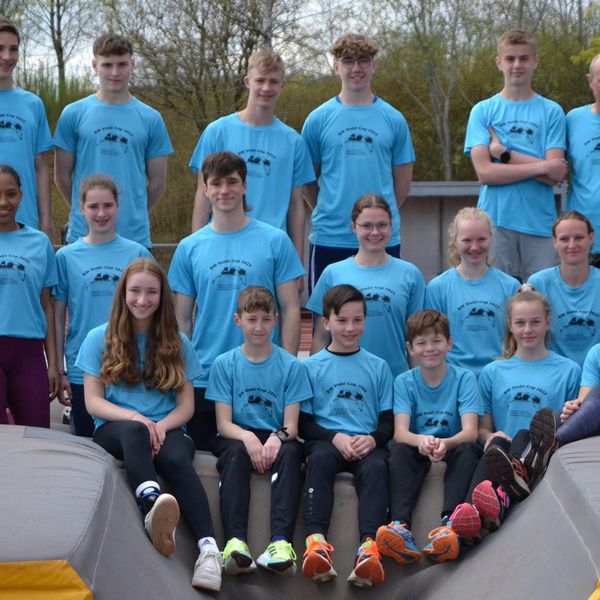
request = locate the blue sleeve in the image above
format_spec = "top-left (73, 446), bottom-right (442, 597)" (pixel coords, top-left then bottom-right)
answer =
top-left (293, 136), bottom-right (316, 186)
top-left (464, 101), bottom-right (491, 155)
top-left (545, 103), bottom-right (567, 152)
top-left (378, 362), bottom-right (393, 412)
top-left (53, 249), bottom-right (68, 302)
top-left (391, 112), bottom-right (415, 165)
top-left (581, 345), bottom-right (600, 387)
top-left (393, 373), bottom-right (413, 415)
top-left (205, 354), bottom-right (233, 403)
top-left (43, 238), bottom-right (58, 288)
top-left (75, 327), bottom-right (105, 377)
top-left (306, 268), bottom-right (332, 315)
top-left (425, 278), bottom-right (446, 312)
top-left (284, 359), bottom-right (313, 405)
top-left (478, 365), bottom-right (493, 414)
top-left (189, 123), bottom-right (220, 173)
top-left (407, 267), bottom-right (426, 316)
top-left (457, 371), bottom-right (482, 415)
top-left (168, 242), bottom-right (197, 298)
top-left (181, 335), bottom-right (204, 381)
top-left (146, 111), bottom-right (174, 158)
top-left (53, 104), bottom-right (77, 152)
top-left (273, 232), bottom-right (305, 284)
top-left (301, 110), bottom-right (322, 166)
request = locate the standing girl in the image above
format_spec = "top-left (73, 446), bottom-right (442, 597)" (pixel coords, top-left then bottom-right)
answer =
top-left (528, 211), bottom-right (600, 367)
top-left (307, 194), bottom-right (425, 377)
top-left (76, 258), bottom-right (222, 592)
top-left (0, 164), bottom-right (59, 427)
top-left (426, 207), bottom-right (520, 375)
top-left (54, 174), bottom-right (151, 436)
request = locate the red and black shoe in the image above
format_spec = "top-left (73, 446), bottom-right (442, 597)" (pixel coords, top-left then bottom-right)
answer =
top-left (485, 445), bottom-right (531, 502)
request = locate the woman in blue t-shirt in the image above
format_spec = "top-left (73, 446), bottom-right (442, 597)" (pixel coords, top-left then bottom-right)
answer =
top-left (76, 258), bottom-right (222, 592)
top-left (426, 207), bottom-right (520, 375)
top-left (0, 163), bottom-right (60, 427)
top-left (54, 174), bottom-right (150, 436)
top-left (528, 211), bottom-right (600, 367)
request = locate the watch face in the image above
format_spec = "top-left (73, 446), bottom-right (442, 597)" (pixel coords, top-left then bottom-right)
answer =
top-left (500, 150), bottom-right (511, 163)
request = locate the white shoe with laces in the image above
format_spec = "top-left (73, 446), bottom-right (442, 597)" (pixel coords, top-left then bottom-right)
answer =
top-left (192, 548), bottom-right (223, 591)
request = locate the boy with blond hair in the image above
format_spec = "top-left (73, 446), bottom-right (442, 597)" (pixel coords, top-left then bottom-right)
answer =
top-left (464, 29), bottom-right (567, 281)
top-left (190, 49), bottom-right (314, 261)
top-left (206, 286), bottom-right (311, 577)
top-left (302, 33), bottom-right (414, 290)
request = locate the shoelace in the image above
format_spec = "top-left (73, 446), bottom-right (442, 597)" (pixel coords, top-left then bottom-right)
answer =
top-left (304, 538), bottom-right (334, 559)
top-left (268, 542), bottom-right (297, 560)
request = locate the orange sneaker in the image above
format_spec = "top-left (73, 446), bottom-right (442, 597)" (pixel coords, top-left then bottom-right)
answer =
top-left (347, 538), bottom-right (384, 588)
top-left (421, 526), bottom-right (460, 563)
top-left (302, 534), bottom-right (337, 583)
top-left (375, 521), bottom-right (421, 565)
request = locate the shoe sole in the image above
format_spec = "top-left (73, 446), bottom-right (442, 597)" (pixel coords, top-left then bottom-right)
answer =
top-left (192, 573), bottom-right (222, 592)
top-left (148, 494), bottom-right (179, 557)
top-left (256, 556), bottom-right (296, 576)
top-left (302, 553), bottom-right (337, 582)
top-left (224, 551), bottom-right (256, 575)
top-left (524, 408), bottom-right (557, 486)
top-left (486, 446), bottom-right (530, 502)
top-left (347, 555), bottom-right (384, 587)
top-left (449, 503), bottom-right (481, 539)
top-left (375, 527), bottom-right (421, 565)
top-left (472, 482), bottom-right (502, 531)
top-left (422, 535), bottom-right (459, 563)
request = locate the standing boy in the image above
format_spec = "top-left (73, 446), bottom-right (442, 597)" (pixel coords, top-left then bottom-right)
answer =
top-left (206, 286), bottom-right (311, 577)
top-left (169, 152), bottom-right (303, 451)
top-left (464, 29), bottom-right (567, 281)
top-left (54, 33), bottom-right (173, 247)
top-left (190, 49), bottom-right (314, 261)
top-left (0, 20), bottom-right (53, 237)
top-left (376, 310), bottom-right (481, 565)
top-left (300, 284), bottom-right (393, 588)
top-left (566, 54), bottom-right (600, 264)
top-left (302, 33), bottom-right (415, 290)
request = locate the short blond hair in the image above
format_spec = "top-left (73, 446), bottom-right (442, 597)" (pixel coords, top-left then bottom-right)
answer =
top-left (497, 30), bottom-right (537, 56)
top-left (248, 49), bottom-right (285, 78)
top-left (331, 33), bottom-right (378, 60)
top-left (447, 207), bottom-right (493, 267)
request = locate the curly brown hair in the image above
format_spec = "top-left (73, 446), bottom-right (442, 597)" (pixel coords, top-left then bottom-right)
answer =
top-left (101, 258), bottom-right (186, 391)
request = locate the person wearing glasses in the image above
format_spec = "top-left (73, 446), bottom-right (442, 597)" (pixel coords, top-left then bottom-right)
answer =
top-left (302, 33), bottom-right (415, 291)
top-left (307, 194), bottom-right (424, 377)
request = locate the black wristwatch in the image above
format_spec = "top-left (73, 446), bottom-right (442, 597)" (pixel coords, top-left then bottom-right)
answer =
top-left (271, 427), bottom-right (289, 442)
top-left (500, 149), bottom-right (512, 164)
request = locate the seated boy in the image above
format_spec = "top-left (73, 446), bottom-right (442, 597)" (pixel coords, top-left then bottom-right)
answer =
top-left (206, 286), bottom-right (311, 576)
top-left (299, 284), bottom-right (393, 588)
top-left (376, 310), bottom-right (481, 564)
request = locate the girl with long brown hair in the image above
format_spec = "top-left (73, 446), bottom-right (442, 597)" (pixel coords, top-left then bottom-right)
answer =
top-left (76, 258), bottom-right (222, 592)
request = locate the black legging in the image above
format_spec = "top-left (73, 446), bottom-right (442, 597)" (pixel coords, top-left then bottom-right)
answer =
top-left (94, 420), bottom-right (214, 540)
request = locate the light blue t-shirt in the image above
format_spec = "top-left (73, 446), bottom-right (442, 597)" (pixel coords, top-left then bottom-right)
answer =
top-left (54, 95), bottom-right (174, 246)
top-left (566, 105), bottom-right (600, 253)
top-left (582, 343), bottom-right (600, 388)
top-left (0, 88), bottom-right (53, 229)
top-left (75, 324), bottom-right (203, 430)
top-left (168, 219), bottom-right (304, 386)
top-left (189, 113), bottom-right (315, 231)
top-left (0, 225), bottom-right (57, 339)
top-left (393, 365), bottom-right (480, 438)
top-left (478, 351), bottom-right (580, 438)
top-left (206, 345), bottom-right (312, 431)
top-left (300, 348), bottom-right (393, 436)
top-left (307, 256), bottom-right (424, 376)
top-left (464, 94), bottom-right (566, 237)
top-left (302, 97), bottom-right (415, 248)
top-left (426, 267), bottom-right (520, 375)
top-left (53, 236), bottom-right (152, 384)
top-left (528, 266), bottom-right (600, 367)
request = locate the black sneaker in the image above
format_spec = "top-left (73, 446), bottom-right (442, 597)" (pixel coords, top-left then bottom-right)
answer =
top-left (523, 407), bottom-right (557, 486)
top-left (485, 445), bottom-right (531, 502)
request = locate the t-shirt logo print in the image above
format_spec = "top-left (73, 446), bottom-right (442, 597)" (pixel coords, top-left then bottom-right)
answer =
top-left (508, 125), bottom-right (535, 145)
top-left (461, 306), bottom-right (496, 328)
top-left (212, 265), bottom-right (247, 291)
top-left (0, 119), bottom-right (23, 141)
top-left (244, 394), bottom-right (273, 419)
top-left (247, 155), bottom-right (272, 176)
top-left (365, 292), bottom-right (391, 315)
top-left (0, 260), bottom-right (26, 281)
top-left (97, 130), bottom-right (130, 155)
top-left (512, 392), bottom-right (541, 405)
top-left (334, 389), bottom-right (365, 412)
top-left (345, 132), bottom-right (374, 153)
top-left (560, 316), bottom-right (595, 343)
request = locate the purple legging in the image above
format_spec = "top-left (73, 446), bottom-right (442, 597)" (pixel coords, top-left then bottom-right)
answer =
top-left (0, 336), bottom-right (49, 427)
top-left (556, 384), bottom-right (600, 447)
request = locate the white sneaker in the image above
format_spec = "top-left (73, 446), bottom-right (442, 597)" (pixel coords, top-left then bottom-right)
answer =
top-left (144, 493), bottom-right (179, 556)
top-left (192, 548), bottom-right (223, 592)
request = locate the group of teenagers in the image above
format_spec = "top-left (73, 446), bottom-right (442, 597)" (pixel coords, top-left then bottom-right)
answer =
top-left (2, 14), bottom-right (600, 595)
